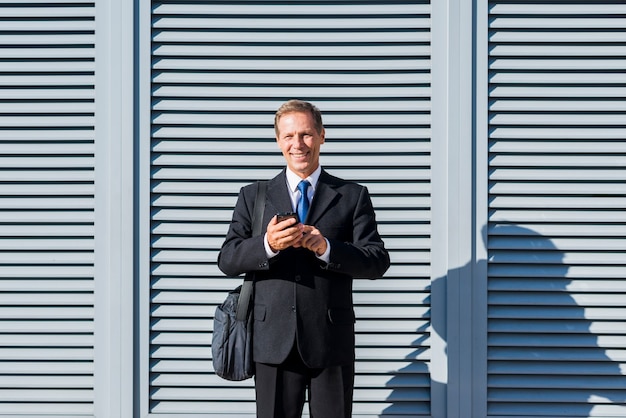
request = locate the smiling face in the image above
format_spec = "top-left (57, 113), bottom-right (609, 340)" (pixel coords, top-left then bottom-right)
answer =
top-left (276, 111), bottom-right (325, 179)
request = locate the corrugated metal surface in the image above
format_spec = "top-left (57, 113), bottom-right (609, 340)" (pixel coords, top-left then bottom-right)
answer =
top-left (0, 1), bottom-right (95, 416)
top-left (487, 1), bottom-right (626, 416)
top-left (149, 1), bottom-right (432, 416)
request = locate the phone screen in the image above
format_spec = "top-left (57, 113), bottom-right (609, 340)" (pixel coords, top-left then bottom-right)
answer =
top-left (276, 212), bottom-right (298, 223)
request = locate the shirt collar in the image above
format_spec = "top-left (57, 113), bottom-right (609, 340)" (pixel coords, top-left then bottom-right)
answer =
top-left (286, 166), bottom-right (322, 193)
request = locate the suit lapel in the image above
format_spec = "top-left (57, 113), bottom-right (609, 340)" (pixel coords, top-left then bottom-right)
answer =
top-left (265, 170), bottom-right (293, 217)
top-left (307, 170), bottom-right (340, 226)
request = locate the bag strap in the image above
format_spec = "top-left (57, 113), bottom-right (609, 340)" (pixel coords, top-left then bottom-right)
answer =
top-left (236, 181), bottom-right (267, 321)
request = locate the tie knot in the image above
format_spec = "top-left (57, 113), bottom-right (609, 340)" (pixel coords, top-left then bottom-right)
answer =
top-left (297, 180), bottom-right (310, 194)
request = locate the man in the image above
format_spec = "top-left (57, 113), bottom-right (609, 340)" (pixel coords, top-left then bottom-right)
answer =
top-left (218, 99), bottom-right (390, 418)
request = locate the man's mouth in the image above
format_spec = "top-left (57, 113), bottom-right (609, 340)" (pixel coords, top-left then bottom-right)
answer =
top-left (291, 151), bottom-right (308, 159)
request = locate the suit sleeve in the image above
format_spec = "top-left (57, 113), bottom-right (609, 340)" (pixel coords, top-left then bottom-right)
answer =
top-left (325, 186), bottom-right (390, 279)
top-left (217, 185), bottom-right (269, 277)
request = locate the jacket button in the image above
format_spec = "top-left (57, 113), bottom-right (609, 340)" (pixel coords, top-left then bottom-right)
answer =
top-left (295, 275), bottom-right (301, 282)
top-left (291, 305), bottom-right (296, 312)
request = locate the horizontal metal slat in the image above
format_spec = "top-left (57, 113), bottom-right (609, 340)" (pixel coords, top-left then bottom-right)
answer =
top-left (490, 374), bottom-right (626, 389)
top-left (489, 321), bottom-right (626, 335)
top-left (152, 154), bottom-right (430, 168)
top-left (0, 403), bottom-right (93, 416)
top-left (154, 167), bottom-right (431, 181)
top-left (0, 238), bottom-right (93, 250)
top-left (490, 86), bottom-right (626, 98)
top-left (488, 292), bottom-right (625, 307)
top-left (155, 99), bottom-right (431, 112)
top-left (490, 30), bottom-right (626, 43)
top-left (0, 211), bottom-right (94, 223)
top-left (154, 85), bottom-right (430, 99)
top-left (489, 236), bottom-right (626, 250)
top-left (488, 387), bottom-right (626, 404)
top-left (489, 58), bottom-right (625, 71)
top-left (155, 30), bottom-right (431, 43)
top-left (490, 17), bottom-right (626, 29)
top-left (0, 375), bottom-right (92, 388)
top-left (489, 223), bottom-right (626, 237)
top-left (153, 113), bottom-right (431, 127)
top-left (489, 196), bottom-right (626, 209)
top-left (154, 72), bottom-right (430, 86)
top-left (153, 3), bottom-right (431, 15)
top-left (491, 209), bottom-right (624, 223)
top-left (154, 58), bottom-right (431, 71)
top-left (490, 4), bottom-right (626, 14)
top-left (490, 44), bottom-right (625, 57)
top-left (489, 182), bottom-right (626, 195)
top-left (489, 168), bottom-right (626, 181)
top-left (489, 140), bottom-right (625, 154)
top-left (489, 265), bottom-right (626, 279)
top-left (0, 89), bottom-right (95, 100)
top-left (154, 44), bottom-right (430, 57)
top-left (150, 401), bottom-right (256, 415)
top-left (0, 75), bottom-right (94, 87)
top-left (489, 278), bottom-right (626, 292)
top-left (490, 250), bottom-right (625, 266)
top-left (0, 324), bottom-right (92, 336)
top-left (490, 99), bottom-right (626, 112)
top-left (489, 360), bottom-right (626, 375)
top-left (0, 224), bottom-right (93, 236)
top-left (0, 334), bottom-right (93, 347)
top-left (489, 72), bottom-right (626, 84)
top-left (490, 306), bottom-right (626, 321)
top-left (490, 113), bottom-right (626, 126)
top-left (0, 48), bottom-right (94, 59)
top-left (154, 17), bottom-right (430, 30)
top-left (0, 20), bottom-right (94, 31)
top-left (150, 257), bottom-right (429, 278)
top-left (150, 277), bottom-right (430, 293)
top-left (153, 139), bottom-right (431, 154)
top-left (0, 307), bottom-right (93, 319)
top-left (0, 130), bottom-right (94, 141)
top-left (0, 348), bottom-right (92, 361)
top-left (0, 61), bottom-right (94, 72)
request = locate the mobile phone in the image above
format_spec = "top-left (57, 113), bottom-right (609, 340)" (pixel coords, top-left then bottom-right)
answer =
top-left (276, 212), bottom-right (298, 223)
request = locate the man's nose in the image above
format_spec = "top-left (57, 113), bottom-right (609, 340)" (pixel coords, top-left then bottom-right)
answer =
top-left (293, 135), bottom-right (306, 146)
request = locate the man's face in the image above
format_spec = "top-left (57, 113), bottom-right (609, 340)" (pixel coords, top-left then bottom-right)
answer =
top-left (276, 111), bottom-right (325, 179)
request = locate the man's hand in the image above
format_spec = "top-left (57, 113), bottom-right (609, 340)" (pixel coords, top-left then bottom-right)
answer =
top-left (294, 225), bottom-right (328, 256)
top-left (266, 215), bottom-right (304, 252)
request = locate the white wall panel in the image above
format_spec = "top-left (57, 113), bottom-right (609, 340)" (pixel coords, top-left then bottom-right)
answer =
top-left (0, 1), bottom-right (96, 416)
top-left (146, 1), bottom-right (432, 416)
top-left (486, 1), bottom-right (626, 416)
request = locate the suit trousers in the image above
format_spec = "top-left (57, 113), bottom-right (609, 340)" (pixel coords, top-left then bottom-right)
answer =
top-left (254, 344), bottom-right (354, 418)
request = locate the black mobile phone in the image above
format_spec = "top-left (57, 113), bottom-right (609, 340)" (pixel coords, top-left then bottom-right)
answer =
top-left (276, 212), bottom-right (298, 223)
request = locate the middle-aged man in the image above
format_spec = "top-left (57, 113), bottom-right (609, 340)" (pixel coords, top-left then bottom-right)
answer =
top-left (218, 99), bottom-right (390, 418)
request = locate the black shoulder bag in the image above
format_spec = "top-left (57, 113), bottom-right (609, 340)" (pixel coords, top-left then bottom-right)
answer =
top-left (212, 181), bottom-right (266, 381)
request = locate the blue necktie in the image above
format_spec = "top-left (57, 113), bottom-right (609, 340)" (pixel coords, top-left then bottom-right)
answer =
top-left (297, 180), bottom-right (310, 223)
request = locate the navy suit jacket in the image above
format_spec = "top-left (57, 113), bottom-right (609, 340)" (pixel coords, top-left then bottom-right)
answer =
top-left (218, 169), bottom-right (390, 368)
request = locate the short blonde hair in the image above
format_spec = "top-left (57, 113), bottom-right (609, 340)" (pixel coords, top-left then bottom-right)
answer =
top-left (274, 99), bottom-right (324, 136)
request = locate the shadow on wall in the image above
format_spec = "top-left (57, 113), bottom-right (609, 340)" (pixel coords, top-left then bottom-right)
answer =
top-left (383, 224), bottom-right (626, 417)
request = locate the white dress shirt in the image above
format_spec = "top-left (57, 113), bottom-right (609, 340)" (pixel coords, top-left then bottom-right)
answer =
top-left (264, 166), bottom-right (331, 262)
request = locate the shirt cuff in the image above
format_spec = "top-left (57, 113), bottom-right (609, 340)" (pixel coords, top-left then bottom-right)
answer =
top-left (316, 238), bottom-right (331, 263)
top-left (264, 232), bottom-right (279, 259)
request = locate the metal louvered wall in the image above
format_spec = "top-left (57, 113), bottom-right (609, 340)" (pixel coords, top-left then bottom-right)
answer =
top-left (148, 1), bottom-right (432, 416)
top-left (487, 1), bottom-right (626, 416)
top-left (0, 1), bottom-right (96, 416)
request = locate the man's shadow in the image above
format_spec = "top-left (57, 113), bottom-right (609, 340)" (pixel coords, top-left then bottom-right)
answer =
top-left (382, 224), bottom-right (625, 417)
